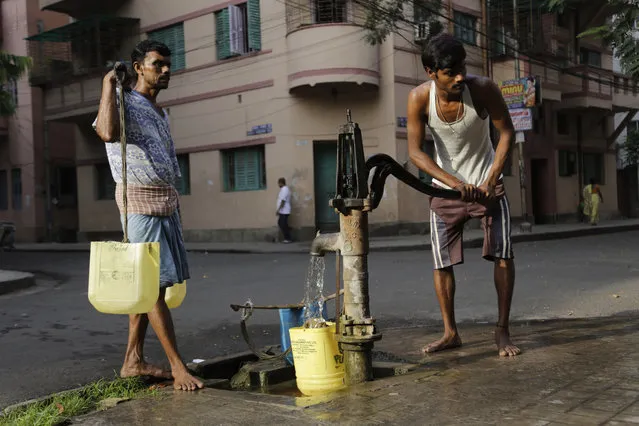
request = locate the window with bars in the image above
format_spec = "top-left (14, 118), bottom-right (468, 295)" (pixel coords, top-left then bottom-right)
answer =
top-left (453, 12), bottom-right (477, 45)
top-left (222, 145), bottom-right (266, 192)
top-left (216, 0), bottom-right (261, 61)
top-left (314, 0), bottom-right (347, 24)
top-left (148, 23), bottom-right (186, 71)
top-left (558, 150), bottom-right (577, 177)
top-left (11, 168), bottom-right (22, 210)
top-left (579, 48), bottom-right (601, 68)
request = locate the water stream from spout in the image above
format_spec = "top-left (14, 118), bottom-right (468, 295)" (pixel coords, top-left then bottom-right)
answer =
top-left (303, 256), bottom-right (327, 328)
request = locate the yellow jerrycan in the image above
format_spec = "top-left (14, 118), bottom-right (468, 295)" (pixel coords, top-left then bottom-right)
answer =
top-left (165, 281), bottom-right (187, 309)
top-left (88, 241), bottom-right (160, 314)
top-left (87, 74), bottom-right (162, 315)
top-left (289, 322), bottom-right (345, 396)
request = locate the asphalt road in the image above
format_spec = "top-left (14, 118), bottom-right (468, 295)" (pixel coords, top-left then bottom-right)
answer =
top-left (1, 232), bottom-right (639, 408)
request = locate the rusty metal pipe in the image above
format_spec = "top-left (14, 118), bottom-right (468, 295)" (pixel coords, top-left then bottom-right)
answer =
top-left (309, 231), bottom-right (341, 256)
top-left (337, 208), bottom-right (380, 385)
top-left (339, 210), bottom-right (369, 320)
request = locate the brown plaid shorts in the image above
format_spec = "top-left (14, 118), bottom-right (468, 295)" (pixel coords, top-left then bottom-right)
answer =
top-left (428, 182), bottom-right (514, 270)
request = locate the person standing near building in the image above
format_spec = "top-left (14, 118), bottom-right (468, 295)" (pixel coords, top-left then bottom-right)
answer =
top-left (582, 178), bottom-right (604, 225)
top-left (94, 40), bottom-right (203, 391)
top-left (276, 178), bottom-right (292, 243)
top-left (406, 33), bottom-right (520, 357)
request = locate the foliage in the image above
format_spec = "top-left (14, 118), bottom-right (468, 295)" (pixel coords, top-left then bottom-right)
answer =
top-left (546, 0), bottom-right (639, 79)
top-left (0, 51), bottom-right (32, 117)
top-left (361, 0), bottom-right (444, 45)
top-left (0, 376), bottom-right (159, 426)
top-left (623, 128), bottom-right (639, 167)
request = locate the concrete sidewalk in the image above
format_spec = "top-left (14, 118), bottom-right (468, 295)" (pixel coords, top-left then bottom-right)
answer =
top-left (0, 270), bottom-right (35, 295)
top-left (69, 314), bottom-right (639, 425)
top-left (10, 218), bottom-right (639, 254)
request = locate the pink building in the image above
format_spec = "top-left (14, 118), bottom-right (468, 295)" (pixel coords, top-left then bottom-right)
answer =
top-left (0, 0), bottom-right (75, 242)
top-left (11, 0), bottom-right (639, 243)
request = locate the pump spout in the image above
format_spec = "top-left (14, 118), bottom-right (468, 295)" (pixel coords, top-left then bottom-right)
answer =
top-left (309, 231), bottom-right (341, 256)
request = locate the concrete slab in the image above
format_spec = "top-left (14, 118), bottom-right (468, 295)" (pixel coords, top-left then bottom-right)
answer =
top-left (0, 270), bottom-right (35, 296)
top-left (63, 314), bottom-right (639, 425)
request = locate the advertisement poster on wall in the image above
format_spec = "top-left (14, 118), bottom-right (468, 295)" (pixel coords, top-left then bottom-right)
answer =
top-left (499, 76), bottom-right (539, 109)
top-left (498, 76), bottom-right (541, 133)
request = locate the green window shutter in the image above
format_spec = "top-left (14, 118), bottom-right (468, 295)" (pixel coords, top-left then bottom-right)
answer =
top-left (247, 0), bottom-right (262, 52)
top-left (223, 147), bottom-right (265, 191)
top-left (216, 9), bottom-right (231, 60)
top-left (245, 149), bottom-right (259, 190)
top-left (234, 150), bottom-right (249, 191)
top-left (222, 151), bottom-right (231, 191)
top-left (148, 23), bottom-right (185, 71)
top-left (172, 24), bottom-right (186, 71)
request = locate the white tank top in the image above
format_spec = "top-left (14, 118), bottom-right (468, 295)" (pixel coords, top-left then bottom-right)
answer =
top-left (427, 80), bottom-right (498, 189)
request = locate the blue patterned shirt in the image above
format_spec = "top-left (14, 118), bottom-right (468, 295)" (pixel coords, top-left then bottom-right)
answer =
top-left (93, 89), bottom-right (181, 187)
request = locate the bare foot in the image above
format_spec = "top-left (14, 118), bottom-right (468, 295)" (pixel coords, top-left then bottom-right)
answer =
top-left (495, 326), bottom-right (521, 357)
top-left (121, 362), bottom-right (172, 379)
top-left (172, 367), bottom-right (204, 391)
top-left (422, 333), bottom-right (462, 354)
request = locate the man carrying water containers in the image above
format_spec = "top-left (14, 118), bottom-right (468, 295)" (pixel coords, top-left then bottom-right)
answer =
top-left (94, 40), bottom-right (204, 391)
top-left (407, 33), bottom-right (521, 357)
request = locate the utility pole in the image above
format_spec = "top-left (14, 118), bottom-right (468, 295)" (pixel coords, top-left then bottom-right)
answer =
top-left (513, 0), bottom-right (532, 232)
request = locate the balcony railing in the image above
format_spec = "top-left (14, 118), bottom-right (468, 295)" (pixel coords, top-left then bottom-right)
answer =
top-left (40, 0), bottom-right (130, 19)
top-left (26, 15), bottom-right (140, 87)
top-left (286, 0), bottom-right (366, 34)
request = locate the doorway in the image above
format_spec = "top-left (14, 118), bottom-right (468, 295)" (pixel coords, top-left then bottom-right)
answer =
top-left (530, 158), bottom-right (550, 224)
top-left (313, 141), bottom-right (339, 232)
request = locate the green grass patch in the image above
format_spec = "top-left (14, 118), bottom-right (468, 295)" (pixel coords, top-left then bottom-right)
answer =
top-left (0, 376), bottom-right (160, 426)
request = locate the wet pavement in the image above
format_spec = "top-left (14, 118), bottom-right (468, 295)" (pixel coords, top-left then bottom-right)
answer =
top-left (3, 231), bottom-right (639, 408)
top-left (71, 314), bottom-right (639, 425)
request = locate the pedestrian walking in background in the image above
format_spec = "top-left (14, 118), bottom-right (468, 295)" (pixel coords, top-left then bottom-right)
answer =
top-left (276, 178), bottom-right (292, 243)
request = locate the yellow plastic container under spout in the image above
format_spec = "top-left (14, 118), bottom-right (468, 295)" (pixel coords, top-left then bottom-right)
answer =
top-left (165, 281), bottom-right (187, 309)
top-left (88, 241), bottom-right (160, 314)
top-left (289, 322), bottom-right (345, 396)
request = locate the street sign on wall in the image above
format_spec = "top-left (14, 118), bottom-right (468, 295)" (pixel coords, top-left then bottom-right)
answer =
top-left (510, 108), bottom-right (533, 132)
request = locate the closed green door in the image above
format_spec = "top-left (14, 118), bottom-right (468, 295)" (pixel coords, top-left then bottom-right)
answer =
top-left (313, 141), bottom-right (339, 232)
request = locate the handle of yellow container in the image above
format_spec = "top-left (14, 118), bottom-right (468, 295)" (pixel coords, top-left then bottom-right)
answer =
top-left (115, 65), bottom-right (129, 244)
